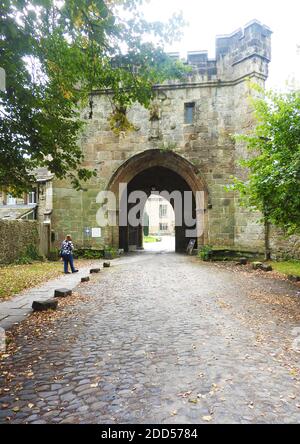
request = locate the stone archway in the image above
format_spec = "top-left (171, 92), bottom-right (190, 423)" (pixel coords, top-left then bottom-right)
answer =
top-left (107, 150), bottom-right (208, 252)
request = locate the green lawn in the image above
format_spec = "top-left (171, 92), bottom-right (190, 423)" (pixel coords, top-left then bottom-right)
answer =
top-left (0, 262), bottom-right (62, 300)
top-left (0, 259), bottom-right (90, 300)
top-left (270, 261), bottom-right (300, 277)
top-left (144, 236), bottom-right (161, 243)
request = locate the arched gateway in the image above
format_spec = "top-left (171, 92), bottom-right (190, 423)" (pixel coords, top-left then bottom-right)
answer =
top-left (107, 150), bottom-right (208, 252)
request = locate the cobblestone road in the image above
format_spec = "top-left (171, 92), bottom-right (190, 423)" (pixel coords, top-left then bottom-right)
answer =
top-left (1, 251), bottom-right (300, 424)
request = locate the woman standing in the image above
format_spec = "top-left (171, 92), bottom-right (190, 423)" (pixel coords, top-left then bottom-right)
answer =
top-left (60, 235), bottom-right (79, 274)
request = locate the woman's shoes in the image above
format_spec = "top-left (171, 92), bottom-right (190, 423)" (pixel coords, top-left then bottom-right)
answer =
top-left (72, 270), bottom-right (79, 273)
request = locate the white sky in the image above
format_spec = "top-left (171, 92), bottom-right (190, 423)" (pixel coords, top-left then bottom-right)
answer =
top-left (142, 0), bottom-right (300, 89)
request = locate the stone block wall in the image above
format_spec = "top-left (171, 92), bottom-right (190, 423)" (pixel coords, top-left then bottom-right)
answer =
top-left (0, 220), bottom-right (40, 264)
top-left (270, 228), bottom-right (300, 260)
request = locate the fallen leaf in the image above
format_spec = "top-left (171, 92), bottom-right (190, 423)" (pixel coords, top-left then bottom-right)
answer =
top-left (202, 415), bottom-right (212, 422)
top-left (178, 391), bottom-right (192, 399)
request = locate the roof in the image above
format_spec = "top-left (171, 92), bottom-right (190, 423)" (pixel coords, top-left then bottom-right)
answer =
top-left (0, 205), bottom-right (37, 220)
top-left (33, 168), bottom-right (54, 182)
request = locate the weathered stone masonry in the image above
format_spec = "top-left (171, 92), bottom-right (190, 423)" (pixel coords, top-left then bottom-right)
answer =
top-left (52, 20), bottom-right (278, 253)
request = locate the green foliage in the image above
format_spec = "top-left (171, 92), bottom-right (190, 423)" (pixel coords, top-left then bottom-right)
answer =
top-left (197, 245), bottom-right (213, 261)
top-left (271, 260), bottom-right (300, 277)
top-left (231, 87), bottom-right (300, 234)
top-left (109, 107), bottom-right (136, 135)
top-left (15, 244), bottom-right (42, 264)
top-left (77, 249), bottom-right (103, 260)
top-left (0, 0), bottom-right (187, 193)
top-left (144, 236), bottom-right (161, 243)
top-left (104, 246), bottom-right (118, 258)
top-left (159, 141), bottom-right (177, 152)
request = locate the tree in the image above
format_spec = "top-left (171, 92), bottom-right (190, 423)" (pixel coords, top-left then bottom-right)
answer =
top-left (0, 0), bottom-right (186, 193)
top-left (232, 88), bottom-right (300, 258)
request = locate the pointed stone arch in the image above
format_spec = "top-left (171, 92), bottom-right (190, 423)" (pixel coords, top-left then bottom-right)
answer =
top-left (107, 150), bottom-right (209, 252)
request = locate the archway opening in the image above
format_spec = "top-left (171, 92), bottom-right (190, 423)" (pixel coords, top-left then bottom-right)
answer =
top-left (143, 195), bottom-right (175, 252)
top-left (119, 165), bottom-right (198, 253)
top-left (107, 150), bottom-right (208, 254)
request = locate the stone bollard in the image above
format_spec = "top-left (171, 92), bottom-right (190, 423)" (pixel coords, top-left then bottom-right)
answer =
top-left (288, 275), bottom-right (300, 282)
top-left (81, 276), bottom-right (90, 283)
top-left (54, 288), bottom-right (72, 298)
top-left (90, 268), bottom-right (101, 274)
top-left (261, 264), bottom-right (273, 272)
top-left (237, 258), bottom-right (248, 266)
top-left (103, 262), bottom-right (111, 268)
top-left (252, 262), bottom-right (272, 272)
top-left (32, 299), bottom-right (58, 312)
top-left (252, 262), bottom-right (263, 270)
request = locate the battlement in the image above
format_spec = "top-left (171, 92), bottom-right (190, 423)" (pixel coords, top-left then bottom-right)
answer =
top-left (216, 20), bottom-right (272, 63)
top-left (168, 20), bottom-right (272, 82)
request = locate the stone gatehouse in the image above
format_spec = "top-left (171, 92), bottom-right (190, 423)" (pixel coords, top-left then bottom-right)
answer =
top-left (52, 20), bottom-right (274, 253)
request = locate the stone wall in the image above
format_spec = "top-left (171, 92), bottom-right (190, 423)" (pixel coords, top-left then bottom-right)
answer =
top-left (270, 228), bottom-right (300, 260)
top-left (0, 220), bottom-right (40, 264)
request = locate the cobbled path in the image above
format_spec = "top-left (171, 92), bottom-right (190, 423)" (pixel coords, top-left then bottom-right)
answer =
top-left (0, 251), bottom-right (300, 424)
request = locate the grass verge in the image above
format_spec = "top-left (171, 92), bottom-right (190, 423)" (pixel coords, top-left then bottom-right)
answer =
top-left (0, 259), bottom-right (91, 300)
top-left (0, 262), bottom-right (63, 300)
top-left (144, 236), bottom-right (161, 243)
top-left (270, 261), bottom-right (300, 277)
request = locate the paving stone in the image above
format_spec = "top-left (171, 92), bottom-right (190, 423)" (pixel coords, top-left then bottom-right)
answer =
top-left (60, 393), bottom-right (76, 402)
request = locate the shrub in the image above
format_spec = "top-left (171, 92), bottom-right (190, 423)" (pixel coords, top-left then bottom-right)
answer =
top-left (48, 249), bottom-right (60, 262)
top-left (104, 247), bottom-right (118, 259)
top-left (197, 245), bottom-right (213, 261)
top-left (75, 249), bottom-right (103, 260)
top-left (15, 244), bottom-right (42, 264)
